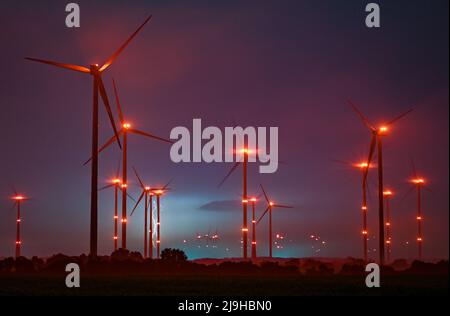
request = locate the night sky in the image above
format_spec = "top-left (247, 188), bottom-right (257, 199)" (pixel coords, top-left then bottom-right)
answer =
top-left (0, 0), bottom-right (448, 260)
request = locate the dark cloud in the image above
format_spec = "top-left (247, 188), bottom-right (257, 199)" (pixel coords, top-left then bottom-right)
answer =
top-left (198, 200), bottom-right (241, 212)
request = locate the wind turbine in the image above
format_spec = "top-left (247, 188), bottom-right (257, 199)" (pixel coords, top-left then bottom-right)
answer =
top-left (249, 197), bottom-right (258, 261)
top-left (348, 100), bottom-right (413, 265)
top-left (26, 15), bottom-right (153, 256)
top-left (84, 78), bottom-right (172, 250)
top-left (11, 194), bottom-right (30, 258)
top-left (151, 181), bottom-right (172, 259)
top-left (407, 160), bottom-right (428, 260)
top-left (130, 167), bottom-right (153, 258)
top-left (100, 178), bottom-right (121, 251)
top-left (383, 189), bottom-right (394, 262)
top-left (219, 147), bottom-right (252, 259)
top-left (257, 184), bottom-right (293, 258)
top-left (147, 190), bottom-right (155, 258)
top-left (334, 159), bottom-right (375, 262)
top-left (211, 229), bottom-right (220, 247)
top-left (99, 163), bottom-right (135, 252)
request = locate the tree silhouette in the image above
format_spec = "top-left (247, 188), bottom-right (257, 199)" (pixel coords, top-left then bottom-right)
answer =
top-left (160, 248), bottom-right (187, 264)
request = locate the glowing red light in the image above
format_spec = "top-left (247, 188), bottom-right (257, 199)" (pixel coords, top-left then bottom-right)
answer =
top-left (355, 162), bottom-right (369, 169)
top-left (379, 126), bottom-right (389, 134)
top-left (412, 178), bottom-right (425, 185)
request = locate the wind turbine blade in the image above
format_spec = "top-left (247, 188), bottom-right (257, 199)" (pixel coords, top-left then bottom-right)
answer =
top-left (411, 157), bottom-right (417, 178)
top-left (163, 179), bottom-right (174, 190)
top-left (218, 162), bottom-right (240, 188)
top-left (153, 187), bottom-right (173, 192)
top-left (332, 159), bottom-right (353, 167)
top-left (126, 192), bottom-right (136, 203)
top-left (363, 134), bottom-right (377, 184)
top-left (274, 204), bottom-right (293, 209)
top-left (119, 187), bottom-right (136, 203)
top-left (128, 128), bottom-right (173, 144)
top-left (231, 115), bottom-right (237, 127)
top-left (25, 57), bottom-right (90, 74)
top-left (399, 186), bottom-right (416, 205)
top-left (83, 131), bottom-right (123, 166)
top-left (9, 183), bottom-right (18, 196)
top-left (257, 206), bottom-right (270, 224)
top-left (366, 177), bottom-right (374, 205)
top-left (99, 15), bottom-right (152, 72)
top-left (260, 184), bottom-right (270, 205)
top-left (386, 109), bottom-right (413, 126)
top-left (347, 100), bottom-right (376, 131)
top-left (112, 78), bottom-right (125, 124)
top-left (132, 166), bottom-right (145, 190)
top-left (98, 183), bottom-right (115, 191)
top-left (130, 191), bottom-right (145, 216)
top-left (116, 156), bottom-right (122, 178)
top-left (98, 77), bottom-right (122, 149)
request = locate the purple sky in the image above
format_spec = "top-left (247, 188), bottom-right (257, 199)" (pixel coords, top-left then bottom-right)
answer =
top-left (0, 0), bottom-right (448, 260)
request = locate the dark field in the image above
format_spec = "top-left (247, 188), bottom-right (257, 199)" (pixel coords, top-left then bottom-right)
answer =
top-left (1, 252), bottom-right (448, 296)
top-left (0, 274), bottom-right (447, 296)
